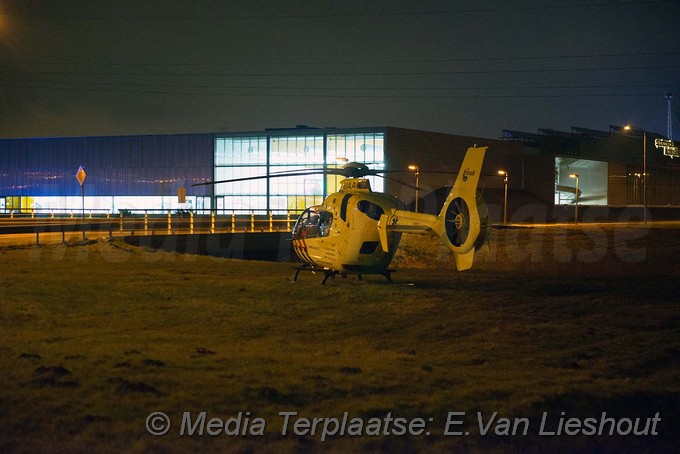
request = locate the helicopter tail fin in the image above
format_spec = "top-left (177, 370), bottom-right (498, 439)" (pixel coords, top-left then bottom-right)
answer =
top-left (437, 147), bottom-right (489, 270)
top-left (378, 146), bottom-right (488, 271)
top-left (434, 146), bottom-right (488, 270)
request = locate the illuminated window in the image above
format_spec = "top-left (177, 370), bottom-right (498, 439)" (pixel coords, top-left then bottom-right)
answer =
top-left (214, 136), bottom-right (268, 213)
top-left (7, 195), bottom-right (211, 215)
top-left (327, 133), bottom-right (384, 193)
top-left (270, 136), bottom-right (323, 165)
top-left (554, 157), bottom-right (608, 206)
top-left (215, 137), bottom-right (267, 166)
top-left (269, 135), bottom-right (324, 213)
top-left (212, 132), bottom-right (385, 214)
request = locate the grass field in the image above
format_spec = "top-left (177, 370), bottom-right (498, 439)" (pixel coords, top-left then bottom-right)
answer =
top-left (0, 225), bottom-right (678, 453)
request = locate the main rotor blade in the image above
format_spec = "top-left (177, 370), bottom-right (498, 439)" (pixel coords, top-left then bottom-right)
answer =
top-left (364, 169), bottom-right (418, 176)
top-left (268, 167), bottom-right (329, 175)
top-left (192, 164), bottom-right (494, 187)
top-left (367, 169), bottom-right (456, 175)
top-left (191, 169), bottom-right (349, 186)
top-left (373, 174), bottom-right (425, 191)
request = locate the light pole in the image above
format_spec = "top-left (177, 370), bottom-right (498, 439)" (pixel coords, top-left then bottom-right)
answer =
top-left (408, 164), bottom-right (420, 212)
top-left (623, 125), bottom-right (647, 223)
top-left (569, 173), bottom-right (579, 225)
top-left (498, 170), bottom-right (508, 224)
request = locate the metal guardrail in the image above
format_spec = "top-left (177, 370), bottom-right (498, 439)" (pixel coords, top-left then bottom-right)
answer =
top-left (0, 210), bottom-right (303, 246)
top-left (0, 210), bottom-right (302, 237)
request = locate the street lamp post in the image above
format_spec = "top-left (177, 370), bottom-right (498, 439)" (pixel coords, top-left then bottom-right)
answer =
top-left (408, 164), bottom-right (420, 213)
top-left (498, 170), bottom-right (508, 224)
top-left (623, 125), bottom-right (647, 223)
top-left (569, 173), bottom-right (579, 225)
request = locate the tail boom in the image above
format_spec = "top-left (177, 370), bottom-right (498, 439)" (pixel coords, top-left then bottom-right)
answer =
top-left (378, 146), bottom-right (488, 271)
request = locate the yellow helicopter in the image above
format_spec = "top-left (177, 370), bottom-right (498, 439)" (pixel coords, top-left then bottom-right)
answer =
top-left (196, 146), bottom-right (490, 283)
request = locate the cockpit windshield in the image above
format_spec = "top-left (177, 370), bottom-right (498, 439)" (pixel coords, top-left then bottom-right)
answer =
top-left (292, 208), bottom-right (333, 239)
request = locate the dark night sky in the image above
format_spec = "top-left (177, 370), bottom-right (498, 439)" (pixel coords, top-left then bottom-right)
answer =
top-left (1, 0), bottom-right (679, 139)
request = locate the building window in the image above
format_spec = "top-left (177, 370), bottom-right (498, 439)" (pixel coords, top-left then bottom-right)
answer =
top-left (212, 132), bottom-right (386, 214)
top-left (327, 133), bottom-right (384, 193)
top-left (270, 135), bottom-right (325, 213)
top-left (214, 136), bottom-right (268, 212)
top-left (554, 157), bottom-right (608, 206)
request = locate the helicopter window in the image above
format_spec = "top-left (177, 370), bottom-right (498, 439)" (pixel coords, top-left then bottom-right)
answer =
top-left (357, 200), bottom-right (384, 221)
top-left (292, 209), bottom-right (333, 239)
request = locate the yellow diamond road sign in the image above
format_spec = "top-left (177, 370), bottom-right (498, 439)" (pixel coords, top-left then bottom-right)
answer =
top-left (76, 166), bottom-right (87, 186)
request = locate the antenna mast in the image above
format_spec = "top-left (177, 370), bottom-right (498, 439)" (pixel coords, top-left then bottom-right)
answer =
top-left (665, 92), bottom-right (673, 140)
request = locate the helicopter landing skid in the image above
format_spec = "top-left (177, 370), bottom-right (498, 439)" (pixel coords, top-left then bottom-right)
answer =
top-left (292, 265), bottom-right (395, 285)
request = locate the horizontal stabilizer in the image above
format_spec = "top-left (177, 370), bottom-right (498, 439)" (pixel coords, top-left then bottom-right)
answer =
top-left (378, 211), bottom-right (438, 252)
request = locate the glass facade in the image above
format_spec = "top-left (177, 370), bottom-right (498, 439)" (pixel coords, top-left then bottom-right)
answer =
top-left (1, 129), bottom-right (387, 214)
top-left (214, 132), bottom-right (385, 214)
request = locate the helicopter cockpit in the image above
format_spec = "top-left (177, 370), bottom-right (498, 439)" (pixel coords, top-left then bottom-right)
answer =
top-left (292, 207), bottom-right (333, 239)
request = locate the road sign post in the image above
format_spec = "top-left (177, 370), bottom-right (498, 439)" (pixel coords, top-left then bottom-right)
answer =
top-left (76, 166), bottom-right (87, 240)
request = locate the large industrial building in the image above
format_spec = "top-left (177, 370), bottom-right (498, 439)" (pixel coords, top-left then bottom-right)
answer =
top-left (1, 125), bottom-right (678, 218)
